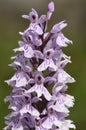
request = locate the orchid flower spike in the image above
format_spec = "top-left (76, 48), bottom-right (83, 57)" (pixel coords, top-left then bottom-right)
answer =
top-left (4, 1), bottom-right (76, 130)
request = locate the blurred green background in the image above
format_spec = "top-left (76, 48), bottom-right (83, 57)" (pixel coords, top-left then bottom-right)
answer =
top-left (0, 0), bottom-right (86, 129)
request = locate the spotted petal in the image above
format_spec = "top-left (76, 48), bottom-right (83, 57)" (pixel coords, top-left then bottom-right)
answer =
top-left (56, 33), bottom-right (72, 47)
top-left (14, 44), bottom-right (34, 58)
top-left (29, 23), bottom-right (43, 35)
top-left (42, 115), bottom-right (62, 129)
top-left (38, 59), bottom-right (57, 71)
top-left (12, 125), bottom-right (23, 130)
top-left (51, 20), bottom-right (67, 33)
top-left (58, 69), bottom-right (75, 84)
top-left (27, 84), bottom-right (51, 101)
top-left (20, 105), bottom-right (40, 117)
top-left (6, 72), bottom-right (28, 87)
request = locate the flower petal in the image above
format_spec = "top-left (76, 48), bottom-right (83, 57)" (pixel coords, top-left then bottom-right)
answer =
top-left (42, 117), bottom-right (52, 129)
top-left (20, 105), bottom-right (40, 117)
top-left (38, 61), bottom-right (48, 71)
top-left (49, 59), bottom-right (57, 71)
top-left (58, 69), bottom-right (75, 84)
top-left (29, 23), bottom-right (43, 35)
top-left (14, 44), bottom-right (34, 58)
top-left (42, 86), bottom-right (52, 101)
top-left (12, 125), bottom-right (23, 130)
top-left (56, 35), bottom-right (67, 47)
top-left (27, 84), bottom-right (42, 97)
top-left (51, 20), bottom-right (67, 33)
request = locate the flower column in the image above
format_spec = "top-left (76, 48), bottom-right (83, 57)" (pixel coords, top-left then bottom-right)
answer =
top-left (4, 1), bottom-right (76, 130)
